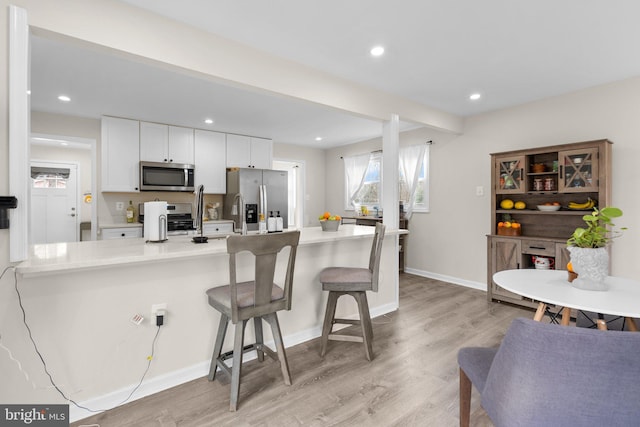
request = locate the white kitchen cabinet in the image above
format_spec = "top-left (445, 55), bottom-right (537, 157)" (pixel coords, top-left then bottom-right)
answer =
top-left (168, 126), bottom-right (195, 164)
top-left (202, 221), bottom-right (234, 236)
top-left (226, 134), bottom-right (272, 169)
top-left (139, 121), bottom-right (167, 162)
top-left (101, 226), bottom-right (142, 240)
top-left (249, 137), bottom-right (273, 169)
top-left (101, 116), bottom-right (140, 192)
top-left (140, 122), bottom-right (194, 164)
top-left (194, 129), bottom-right (226, 194)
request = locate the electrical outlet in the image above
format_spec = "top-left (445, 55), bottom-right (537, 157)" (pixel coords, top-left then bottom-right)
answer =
top-left (152, 303), bottom-right (167, 316)
top-left (116, 202), bottom-right (124, 211)
top-left (476, 186), bottom-right (484, 196)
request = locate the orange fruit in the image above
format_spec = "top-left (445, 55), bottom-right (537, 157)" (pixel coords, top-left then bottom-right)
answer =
top-left (512, 223), bottom-right (520, 228)
top-left (323, 211), bottom-right (330, 219)
top-left (335, 215), bottom-right (341, 221)
top-left (497, 222), bottom-right (504, 227)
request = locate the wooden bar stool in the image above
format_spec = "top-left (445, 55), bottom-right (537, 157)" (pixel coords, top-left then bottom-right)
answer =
top-left (206, 231), bottom-right (300, 411)
top-left (319, 223), bottom-right (385, 361)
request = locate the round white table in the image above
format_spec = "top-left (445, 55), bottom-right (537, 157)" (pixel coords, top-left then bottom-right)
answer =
top-left (493, 269), bottom-right (640, 330)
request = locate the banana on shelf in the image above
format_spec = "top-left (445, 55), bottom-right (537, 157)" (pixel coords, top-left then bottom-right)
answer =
top-left (568, 198), bottom-right (596, 210)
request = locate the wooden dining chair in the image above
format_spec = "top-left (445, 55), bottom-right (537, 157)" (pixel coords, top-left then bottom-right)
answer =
top-left (458, 317), bottom-right (640, 426)
top-left (206, 231), bottom-right (300, 411)
top-left (319, 222), bottom-right (385, 361)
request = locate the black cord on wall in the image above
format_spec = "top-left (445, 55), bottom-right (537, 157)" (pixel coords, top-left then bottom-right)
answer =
top-left (1, 265), bottom-right (161, 413)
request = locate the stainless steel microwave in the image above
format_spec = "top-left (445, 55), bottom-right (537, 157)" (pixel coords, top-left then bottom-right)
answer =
top-left (139, 161), bottom-right (195, 192)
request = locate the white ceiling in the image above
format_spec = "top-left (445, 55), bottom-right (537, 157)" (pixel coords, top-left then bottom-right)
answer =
top-left (31, 0), bottom-right (640, 148)
top-left (30, 36), bottom-right (393, 148)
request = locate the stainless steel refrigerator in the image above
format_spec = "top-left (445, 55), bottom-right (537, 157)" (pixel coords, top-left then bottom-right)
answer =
top-left (224, 168), bottom-right (288, 231)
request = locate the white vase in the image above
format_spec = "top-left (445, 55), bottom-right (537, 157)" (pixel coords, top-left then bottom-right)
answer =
top-left (567, 246), bottom-right (609, 291)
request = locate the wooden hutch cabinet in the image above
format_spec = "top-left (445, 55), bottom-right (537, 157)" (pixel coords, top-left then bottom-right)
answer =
top-left (487, 139), bottom-right (612, 308)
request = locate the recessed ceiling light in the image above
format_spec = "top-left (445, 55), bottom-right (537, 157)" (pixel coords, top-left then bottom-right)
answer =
top-left (370, 46), bottom-right (385, 57)
top-left (26, 90), bottom-right (31, 95)
top-left (469, 93), bottom-right (481, 101)
top-left (204, 118), bottom-right (214, 124)
top-left (315, 137), bottom-right (323, 142)
top-left (58, 95), bottom-right (71, 102)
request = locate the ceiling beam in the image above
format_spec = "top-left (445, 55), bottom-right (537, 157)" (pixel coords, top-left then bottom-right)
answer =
top-left (23, 0), bottom-right (463, 134)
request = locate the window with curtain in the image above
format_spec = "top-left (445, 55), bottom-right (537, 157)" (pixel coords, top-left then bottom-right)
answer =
top-left (343, 152), bottom-right (373, 209)
top-left (355, 153), bottom-right (382, 207)
top-left (399, 144), bottom-right (430, 216)
top-left (344, 146), bottom-right (430, 214)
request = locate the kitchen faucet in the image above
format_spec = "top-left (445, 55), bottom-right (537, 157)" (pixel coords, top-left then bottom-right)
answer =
top-left (233, 193), bottom-right (247, 235)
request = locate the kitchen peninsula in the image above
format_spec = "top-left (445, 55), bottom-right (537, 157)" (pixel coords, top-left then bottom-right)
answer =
top-left (14, 225), bottom-right (406, 421)
top-left (341, 215), bottom-right (408, 272)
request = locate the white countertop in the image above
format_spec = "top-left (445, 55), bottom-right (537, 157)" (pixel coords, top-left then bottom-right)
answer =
top-left (17, 225), bottom-right (407, 277)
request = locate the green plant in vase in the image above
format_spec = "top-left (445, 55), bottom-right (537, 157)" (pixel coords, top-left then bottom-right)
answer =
top-left (567, 207), bottom-right (625, 248)
top-left (566, 206), bottom-right (626, 291)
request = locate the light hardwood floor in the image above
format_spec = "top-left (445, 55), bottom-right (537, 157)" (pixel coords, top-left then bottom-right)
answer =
top-left (73, 274), bottom-right (531, 427)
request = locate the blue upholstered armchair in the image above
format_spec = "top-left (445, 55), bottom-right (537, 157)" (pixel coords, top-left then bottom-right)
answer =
top-left (458, 317), bottom-right (640, 426)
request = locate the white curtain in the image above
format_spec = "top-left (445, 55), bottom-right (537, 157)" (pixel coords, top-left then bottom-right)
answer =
top-left (399, 144), bottom-right (426, 219)
top-left (344, 153), bottom-right (371, 208)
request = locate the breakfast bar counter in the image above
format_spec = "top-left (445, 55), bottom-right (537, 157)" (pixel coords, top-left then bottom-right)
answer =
top-left (16, 225), bottom-right (406, 277)
top-left (8, 225), bottom-right (406, 421)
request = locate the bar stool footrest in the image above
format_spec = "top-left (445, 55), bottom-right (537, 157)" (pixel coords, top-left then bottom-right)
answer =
top-left (332, 318), bottom-right (360, 326)
top-left (328, 333), bottom-right (364, 343)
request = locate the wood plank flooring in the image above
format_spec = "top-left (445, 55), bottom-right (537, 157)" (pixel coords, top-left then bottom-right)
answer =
top-left (73, 274), bottom-right (531, 427)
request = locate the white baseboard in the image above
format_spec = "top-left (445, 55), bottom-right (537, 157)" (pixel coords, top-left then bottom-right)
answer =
top-left (71, 301), bottom-right (398, 423)
top-left (70, 361), bottom-right (210, 422)
top-left (403, 268), bottom-right (486, 291)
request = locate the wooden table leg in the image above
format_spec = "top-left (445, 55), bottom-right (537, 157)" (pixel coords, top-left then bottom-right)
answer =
top-left (626, 317), bottom-right (638, 332)
top-left (533, 303), bottom-right (547, 322)
top-left (561, 307), bottom-right (571, 326)
top-left (596, 319), bottom-right (608, 331)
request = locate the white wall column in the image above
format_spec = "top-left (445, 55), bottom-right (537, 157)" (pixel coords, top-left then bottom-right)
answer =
top-left (382, 114), bottom-right (399, 229)
top-left (9, 5), bottom-right (30, 262)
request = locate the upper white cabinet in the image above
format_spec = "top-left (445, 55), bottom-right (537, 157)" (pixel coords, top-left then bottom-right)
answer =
top-left (140, 122), bottom-right (194, 164)
top-left (139, 122), bottom-right (167, 162)
top-left (194, 129), bottom-right (226, 194)
top-left (226, 134), bottom-right (273, 169)
top-left (101, 117), bottom-right (140, 192)
top-left (168, 126), bottom-right (195, 164)
top-left (250, 137), bottom-right (273, 169)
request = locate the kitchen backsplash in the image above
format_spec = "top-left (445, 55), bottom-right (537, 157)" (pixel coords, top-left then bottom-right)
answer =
top-left (101, 192), bottom-right (224, 224)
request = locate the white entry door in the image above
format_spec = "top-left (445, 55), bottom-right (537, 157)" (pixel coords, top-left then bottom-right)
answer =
top-left (30, 161), bottom-right (79, 244)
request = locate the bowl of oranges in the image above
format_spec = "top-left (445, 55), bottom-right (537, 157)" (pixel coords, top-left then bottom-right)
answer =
top-left (319, 211), bottom-right (341, 231)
